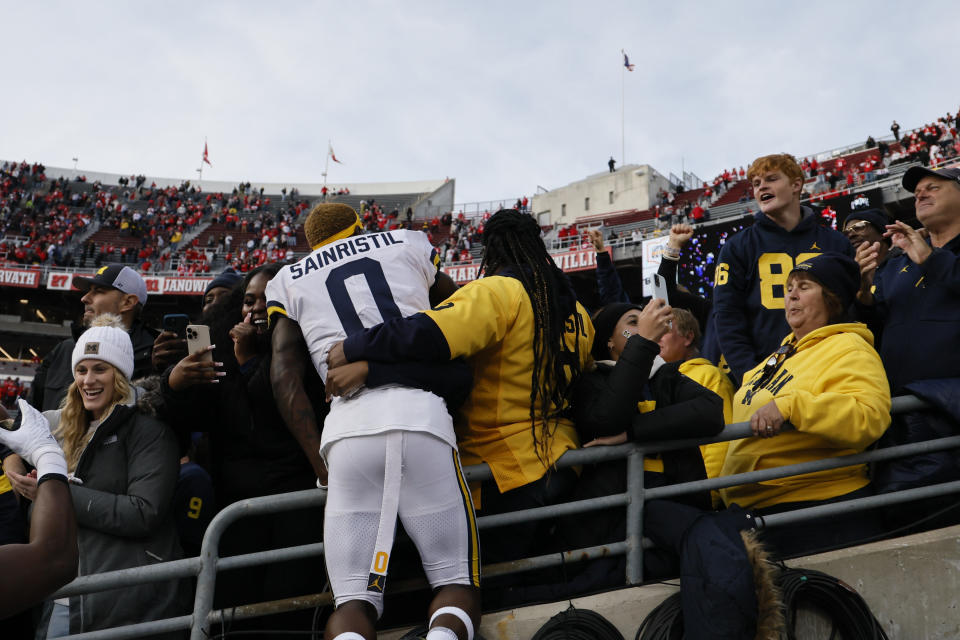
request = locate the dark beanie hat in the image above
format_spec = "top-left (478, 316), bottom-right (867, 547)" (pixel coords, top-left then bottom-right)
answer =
top-left (844, 209), bottom-right (889, 235)
top-left (204, 267), bottom-right (243, 296)
top-left (590, 302), bottom-right (643, 361)
top-left (789, 252), bottom-right (860, 310)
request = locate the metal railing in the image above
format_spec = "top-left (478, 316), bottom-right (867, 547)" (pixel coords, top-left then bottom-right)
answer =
top-left (45, 393), bottom-right (960, 638)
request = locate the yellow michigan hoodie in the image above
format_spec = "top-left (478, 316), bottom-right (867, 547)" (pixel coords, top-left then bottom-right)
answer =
top-left (720, 322), bottom-right (891, 510)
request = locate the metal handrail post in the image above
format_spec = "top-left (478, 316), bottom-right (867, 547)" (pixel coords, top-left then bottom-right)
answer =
top-left (190, 489), bottom-right (326, 640)
top-left (625, 445), bottom-right (645, 584)
top-left (760, 479), bottom-right (960, 529)
top-left (646, 434), bottom-right (960, 502)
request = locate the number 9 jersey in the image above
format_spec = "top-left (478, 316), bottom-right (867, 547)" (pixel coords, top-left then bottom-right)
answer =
top-left (265, 229), bottom-right (454, 456)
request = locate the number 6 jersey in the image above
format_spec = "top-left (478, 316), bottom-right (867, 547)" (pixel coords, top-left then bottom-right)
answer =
top-left (266, 229), bottom-right (455, 456)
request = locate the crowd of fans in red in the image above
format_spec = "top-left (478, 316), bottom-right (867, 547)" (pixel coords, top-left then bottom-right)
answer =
top-left (1, 377), bottom-right (27, 409)
top-left (3, 109), bottom-right (958, 273)
top-left (1, 165), bottom-right (313, 274)
top-left (537, 110), bottom-right (960, 258)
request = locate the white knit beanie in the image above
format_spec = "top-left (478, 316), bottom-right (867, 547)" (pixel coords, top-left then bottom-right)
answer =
top-left (71, 313), bottom-right (135, 380)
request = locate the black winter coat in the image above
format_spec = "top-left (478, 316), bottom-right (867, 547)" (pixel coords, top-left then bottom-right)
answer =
top-left (160, 349), bottom-right (322, 506)
top-left (567, 334), bottom-right (724, 544)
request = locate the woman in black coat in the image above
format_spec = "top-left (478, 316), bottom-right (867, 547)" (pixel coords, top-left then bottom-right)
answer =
top-left (573, 301), bottom-right (724, 505)
top-left (553, 301), bottom-right (725, 592)
top-left (161, 263), bottom-right (325, 638)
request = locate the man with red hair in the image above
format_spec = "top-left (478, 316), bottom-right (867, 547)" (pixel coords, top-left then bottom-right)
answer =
top-left (703, 153), bottom-right (853, 385)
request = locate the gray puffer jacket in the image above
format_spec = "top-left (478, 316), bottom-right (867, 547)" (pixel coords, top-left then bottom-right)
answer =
top-left (45, 397), bottom-right (186, 637)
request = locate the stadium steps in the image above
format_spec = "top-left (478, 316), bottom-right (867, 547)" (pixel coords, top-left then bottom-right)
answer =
top-left (328, 193), bottom-right (424, 216)
top-left (711, 180), bottom-right (751, 206)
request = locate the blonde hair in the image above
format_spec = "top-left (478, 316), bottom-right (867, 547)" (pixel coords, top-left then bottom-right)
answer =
top-left (55, 365), bottom-right (133, 473)
top-left (672, 308), bottom-right (701, 348)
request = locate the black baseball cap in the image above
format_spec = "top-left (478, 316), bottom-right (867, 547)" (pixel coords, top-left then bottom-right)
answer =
top-left (790, 252), bottom-right (860, 310)
top-left (73, 265), bottom-right (148, 305)
top-left (844, 209), bottom-right (889, 234)
top-left (902, 166), bottom-right (960, 192)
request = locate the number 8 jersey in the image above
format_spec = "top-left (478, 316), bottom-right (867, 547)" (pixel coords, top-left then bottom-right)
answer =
top-left (266, 229), bottom-right (455, 456)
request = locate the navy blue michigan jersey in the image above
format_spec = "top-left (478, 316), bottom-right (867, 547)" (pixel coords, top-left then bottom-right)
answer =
top-left (703, 207), bottom-right (853, 384)
top-left (870, 233), bottom-right (960, 393)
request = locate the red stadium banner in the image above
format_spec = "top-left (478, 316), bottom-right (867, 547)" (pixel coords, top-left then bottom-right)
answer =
top-left (46, 272), bottom-right (83, 291)
top-left (442, 247), bottom-right (610, 284)
top-left (44, 272), bottom-right (212, 295)
top-left (550, 247), bottom-right (608, 273)
top-left (143, 276), bottom-right (164, 294)
top-left (441, 263), bottom-right (481, 285)
top-left (0, 268), bottom-right (41, 288)
top-left (162, 277), bottom-right (213, 295)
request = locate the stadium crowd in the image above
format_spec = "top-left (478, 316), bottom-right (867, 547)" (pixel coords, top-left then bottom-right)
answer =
top-left (0, 108), bottom-right (959, 638)
top-left (0, 164), bottom-right (313, 275)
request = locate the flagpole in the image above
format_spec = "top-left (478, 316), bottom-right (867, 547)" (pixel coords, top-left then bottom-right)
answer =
top-left (620, 49), bottom-right (627, 167)
top-left (323, 140), bottom-right (330, 192)
top-left (199, 138), bottom-right (206, 182)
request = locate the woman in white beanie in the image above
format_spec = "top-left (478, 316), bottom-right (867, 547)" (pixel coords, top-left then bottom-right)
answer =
top-left (8, 313), bottom-right (185, 638)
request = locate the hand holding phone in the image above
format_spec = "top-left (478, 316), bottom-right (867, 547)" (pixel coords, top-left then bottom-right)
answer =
top-left (162, 314), bottom-right (190, 339)
top-left (652, 273), bottom-right (670, 305)
top-left (154, 315), bottom-right (190, 372)
top-left (168, 326), bottom-right (222, 391)
top-left (186, 325), bottom-right (213, 363)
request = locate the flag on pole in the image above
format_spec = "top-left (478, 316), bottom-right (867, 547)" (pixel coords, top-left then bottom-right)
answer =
top-left (329, 143), bottom-right (343, 164)
top-left (622, 50), bottom-right (635, 72)
top-left (202, 141), bottom-right (212, 166)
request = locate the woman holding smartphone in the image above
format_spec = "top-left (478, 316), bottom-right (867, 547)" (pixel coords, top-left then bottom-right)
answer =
top-left (161, 263), bottom-right (325, 636)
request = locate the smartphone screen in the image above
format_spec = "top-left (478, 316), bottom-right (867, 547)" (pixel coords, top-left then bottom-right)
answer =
top-left (162, 314), bottom-right (190, 339)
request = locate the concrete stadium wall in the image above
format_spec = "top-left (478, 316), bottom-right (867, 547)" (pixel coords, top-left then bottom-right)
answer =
top-left (383, 524), bottom-right (960, 639)
top-left (531, 164), bottom-right (673, 227)
top-left (415, 178), bottom-right (456, 219)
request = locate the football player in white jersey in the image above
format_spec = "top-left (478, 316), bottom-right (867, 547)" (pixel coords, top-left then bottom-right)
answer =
top-left (268, 204), bottom-right (480, 640)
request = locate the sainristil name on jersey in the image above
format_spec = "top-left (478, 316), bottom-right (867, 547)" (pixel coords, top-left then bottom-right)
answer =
top-left (290, 232), bottom-right (404, 280)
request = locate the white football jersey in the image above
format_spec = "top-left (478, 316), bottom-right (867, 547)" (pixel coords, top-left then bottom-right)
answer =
top-left (266, 229), bottom-right (454, 454)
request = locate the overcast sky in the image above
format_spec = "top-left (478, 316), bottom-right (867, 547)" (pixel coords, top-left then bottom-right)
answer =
top-left (2, 1), bottom-right (957, 204)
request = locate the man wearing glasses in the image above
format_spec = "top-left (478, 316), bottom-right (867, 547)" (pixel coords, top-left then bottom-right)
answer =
top-left (855, 165), bottom-right (960, 532)
top-left (843, 209), bottom-right (895, 280)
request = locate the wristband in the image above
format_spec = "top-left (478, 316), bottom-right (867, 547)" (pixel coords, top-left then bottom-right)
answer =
top-left (662, 246), bottom-right (681, 260)
top-left (37, 473), bottom-right (68, 486)
top-left (34, 449), bottom-right (69, 481)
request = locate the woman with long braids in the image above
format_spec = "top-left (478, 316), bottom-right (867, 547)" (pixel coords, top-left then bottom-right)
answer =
top-left (326, 208), bottom-right (594, 563)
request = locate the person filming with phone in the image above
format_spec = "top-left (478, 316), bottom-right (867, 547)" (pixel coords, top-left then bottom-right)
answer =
top-left (159, 263), bottom-right (327, 635)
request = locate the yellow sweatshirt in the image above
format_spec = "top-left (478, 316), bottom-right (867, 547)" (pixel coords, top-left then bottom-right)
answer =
top-left (720, 322), bottom-right (891, 510)
top-left (424, 276), bottom-right (594, 498)
top-left (680, 357), bottom-right (735, 481)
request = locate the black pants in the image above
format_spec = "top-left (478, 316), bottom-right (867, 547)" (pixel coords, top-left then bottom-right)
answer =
top-left (754, 485), bottom-right (881, 559)
top-left (476, 468), bottom-right (578, 565)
